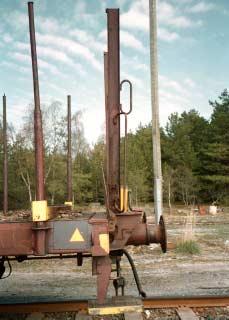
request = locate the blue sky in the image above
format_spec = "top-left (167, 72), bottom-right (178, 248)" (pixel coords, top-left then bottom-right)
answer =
top-left (0, 0), bottom-right (228, 143)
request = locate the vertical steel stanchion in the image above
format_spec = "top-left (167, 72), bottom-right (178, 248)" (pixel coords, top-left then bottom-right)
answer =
top-left (28, 2), bottom-right (46, 255)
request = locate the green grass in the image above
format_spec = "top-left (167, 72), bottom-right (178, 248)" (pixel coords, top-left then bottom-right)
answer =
top-left (176, 240), bottom-right (200, 255)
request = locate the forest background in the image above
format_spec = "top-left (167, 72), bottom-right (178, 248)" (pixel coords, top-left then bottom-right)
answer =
top-left (0, 90), bottom-right (228, 210)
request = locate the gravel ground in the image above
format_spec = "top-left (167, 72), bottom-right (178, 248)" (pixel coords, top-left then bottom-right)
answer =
top-left (0, 207), bottom-right (229, 319)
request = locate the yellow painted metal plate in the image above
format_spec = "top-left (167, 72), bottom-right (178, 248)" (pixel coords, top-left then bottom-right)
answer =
top-left (64, 201), bottom-right (73, 206)
top-left (99, 233), bottom-right (109, 253)
top-left (32, 200), bottom-right (48, 221)
top-left (70, 228), bottom-right (85, 242)
top-left (120, 186), bottom-right (128, 212)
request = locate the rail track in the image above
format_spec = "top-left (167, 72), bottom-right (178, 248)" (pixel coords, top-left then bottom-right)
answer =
top-left (0, 295), bottom-right (228, 314)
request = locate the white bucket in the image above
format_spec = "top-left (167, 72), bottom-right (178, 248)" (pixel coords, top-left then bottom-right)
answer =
top-left (209, 205), bottom-right (217, 215)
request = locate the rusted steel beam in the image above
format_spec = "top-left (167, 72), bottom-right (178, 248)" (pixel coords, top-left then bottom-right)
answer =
top-left (104, 52), bottom-right (109, 194)
top-left (2, 94), bottom-right (8, 215)
top-left (0, 222), bottom-right (34, 255)
top-left (28, 2), bottom-right (45, 201)
top-left (106, 9), bottom-right (120, 213)
top-left (67, 95), bottom-right (72, 203)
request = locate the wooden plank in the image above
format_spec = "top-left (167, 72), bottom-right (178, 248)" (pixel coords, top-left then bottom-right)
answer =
top-left (88, 296), bottom-right (143, 316)
top-left (177, 307), bottom-right (199, 320)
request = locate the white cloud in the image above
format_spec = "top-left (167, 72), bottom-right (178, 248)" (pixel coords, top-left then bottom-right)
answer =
top-left (0, 60), bottom-right (31, 75)
top-left (156, 74), bottom-right (201, 125)
top-left (132, 63), bottom-right (148, 72)
top-left (159, 75), bottom-right (189, 96)
top-left (121, 0), bottom-right (198, 32)
top-left (36, 33), bottom-right (102, 71)
top-left (15, 42), bottom-right (29, 51)
top-left (3, 34), bottom-right (13, 43)
top-left (38, 59), bottom-right (61, 76)
top-left (3, 11), bottom-right (28, 30)
top-left (158, 27), bottom-right (179, 42)
top-left (184, 77), bottom-right (196, 88)
top-left (158, 1), bottom-right (193, 28)
top-left (37, 16), bottom-right (61, 34)
top-left (15, 41), bottom-right (86, 75)
top-left (120, 0), bottom-right (202, 45)
top-left (70, 29), bottom-right (105, 53)
top-left (188, 1), bottom-right (215, 13)
top-left (10, 52), bottom-right (61, 76)
top-left (44, 82), bottom-right (68, 96)
top-left (121, 30), bottom-right (145, 51)
top-left (122, 71), bottom-right (144, 89)
top-left (74, 1), bottom-right (87, 14)
top-left (37, 46), bottom-right (85, 75)
top-left (99, 29), bottom-right (106, 40)
top-left (99, 29), bottom-right (145, 52)
top-left (11, 52), bottom-right (30, 63)
top-left (121, 9), bottom-right (148, 31)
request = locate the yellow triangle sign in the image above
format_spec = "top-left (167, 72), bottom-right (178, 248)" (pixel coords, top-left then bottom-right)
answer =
top-left (70, 228), bottom-right (84, 242)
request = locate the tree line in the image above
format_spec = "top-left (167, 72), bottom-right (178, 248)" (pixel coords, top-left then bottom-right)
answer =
top-left (0, 90), bottom-right (228, 210)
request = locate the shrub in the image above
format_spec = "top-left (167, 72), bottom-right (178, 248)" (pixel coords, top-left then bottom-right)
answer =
top-left (176, 240), bottom-right (200, 255)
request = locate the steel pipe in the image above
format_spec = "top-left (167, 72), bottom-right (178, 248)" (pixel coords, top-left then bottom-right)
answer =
top-left (28, 2), bottom-right (46, 256)
top-left (126, 216), bottom-right (166, 252)
top-left (28, 1), bottom-right (45, 201)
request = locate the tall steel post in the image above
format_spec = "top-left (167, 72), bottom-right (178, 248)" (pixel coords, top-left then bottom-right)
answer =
top-left (104, 52), bottom-right (109, 189)
top-left (3, 94), bottom-right (8, 215)
top-left (28, 2), bottom-right (45, 201)
top-left (28, 2), bottom-right (46, 256)
top-left (149, 0), bottom-right (162, 224)
top-left (67, 95), bottom-right (72, 203)
top-left (106, 9), bottom-right (120, 213)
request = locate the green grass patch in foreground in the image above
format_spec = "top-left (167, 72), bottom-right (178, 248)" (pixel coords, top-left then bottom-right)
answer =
top-left (176, 240), bottom-right (200, 255)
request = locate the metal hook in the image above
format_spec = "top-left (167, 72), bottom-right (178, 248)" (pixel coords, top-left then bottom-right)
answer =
top-left (120, 79), bottom-right (132, 115)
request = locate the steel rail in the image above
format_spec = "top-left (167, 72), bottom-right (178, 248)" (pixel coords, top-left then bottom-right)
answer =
top-left (144, 296), bottom-right (229, 308)
top-left (0, 296), bottom-right (228, 313)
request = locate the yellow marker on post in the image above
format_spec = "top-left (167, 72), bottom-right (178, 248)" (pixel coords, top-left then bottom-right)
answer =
top-left (64, 201), bottom-right (72, 206)
top-left (120, 186), bottom-right (128, 212)
top-left (32, 200), bottom-right (48, 221)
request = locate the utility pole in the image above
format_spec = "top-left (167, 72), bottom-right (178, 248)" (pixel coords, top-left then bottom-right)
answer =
top-left (3, 94), bottom-right (8, 215)
top-left (67, 95), bottom-right (72, 203)
top-left (149, 0), bottom-right (163, 224)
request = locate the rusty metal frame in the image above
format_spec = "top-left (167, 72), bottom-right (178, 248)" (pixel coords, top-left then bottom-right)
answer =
top-left (0, 3), bottom-right (167, 305)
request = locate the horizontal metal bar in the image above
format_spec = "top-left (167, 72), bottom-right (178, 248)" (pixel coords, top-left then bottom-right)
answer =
top-left (9, 254), bottom-right (92, 261)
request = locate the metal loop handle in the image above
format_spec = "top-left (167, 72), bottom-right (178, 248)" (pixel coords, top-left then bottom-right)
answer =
top-left (120, 79), bottom-right (132, 115)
